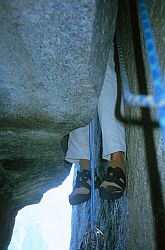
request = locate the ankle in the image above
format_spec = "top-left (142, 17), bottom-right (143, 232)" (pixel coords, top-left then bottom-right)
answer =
top-left (110, 160), bottom-right (126, 175)
top-left (111, 151), bottom-right (125, 163)
top-left (80, 159), bottom-right (90, 172)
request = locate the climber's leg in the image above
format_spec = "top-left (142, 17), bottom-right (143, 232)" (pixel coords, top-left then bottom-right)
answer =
top-left (65, 125), bottom-right (90, 165)
top-left (98, 63), bottom-right (126, 161)
top-left (65, 127), bottom-right (101, 205)
top-left (65, 120), bottom-right (91, 205)
top-left (66, 48), bottom-right (127, 204)
top-left (98, 58), bottom-right (126, 200)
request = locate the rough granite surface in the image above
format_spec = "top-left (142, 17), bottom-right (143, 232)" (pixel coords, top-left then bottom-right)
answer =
top-left (118, 0), bottom-right (165, 249)
top-left (0, 0), bottom-right (165, 249)
top-left (70, 0), bottom-right (165, 250)
top-left (0, 0), bottom-right (114, 249)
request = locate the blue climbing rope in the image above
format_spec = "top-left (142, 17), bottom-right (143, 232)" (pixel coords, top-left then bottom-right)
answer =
top-left (79, 121), bottom-right (104, 249)
top-left (116, 0), bottom-right (165, 146)
top-left (89, 121), bottom-right (95, 237)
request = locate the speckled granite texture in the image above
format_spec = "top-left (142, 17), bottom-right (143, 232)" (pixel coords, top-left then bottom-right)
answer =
top-left (0, 0), bottom-right (114, 249)
top-left (0, 0), bottom-right (165, 249)
top-left (70, 0), bottom-right (165, 249)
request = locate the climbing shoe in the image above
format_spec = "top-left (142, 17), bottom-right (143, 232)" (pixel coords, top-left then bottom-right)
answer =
top-left (99, 160), bottom-right (126, 200)
top-left (69, 169), bottom-right (101, 205)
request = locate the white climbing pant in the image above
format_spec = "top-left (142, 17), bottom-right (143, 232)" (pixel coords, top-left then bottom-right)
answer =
top-left (65, 61), bottom-right (126, 165)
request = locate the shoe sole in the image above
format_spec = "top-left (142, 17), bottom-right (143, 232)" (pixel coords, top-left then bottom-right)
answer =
top-left (69, 193), bottom-right (90, 205)
top-left (99, 187), bottom-right (124, 201)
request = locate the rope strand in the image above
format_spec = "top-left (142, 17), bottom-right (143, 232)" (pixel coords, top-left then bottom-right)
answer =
top-left (116, 0), bottom-right (165, 149)
top-left (89, 121), bottom-right (95, 237)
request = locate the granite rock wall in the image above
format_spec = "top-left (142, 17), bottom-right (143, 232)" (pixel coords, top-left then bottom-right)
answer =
top-left (70, 0), bottom-right (165, 249)
top-left (1, 0), bottom-right (165, 249)
top-left (0, 0), bottom-right (115, 249)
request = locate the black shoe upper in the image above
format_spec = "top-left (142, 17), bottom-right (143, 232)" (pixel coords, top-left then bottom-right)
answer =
top-left (69, 169), bottom-right (101, 205)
